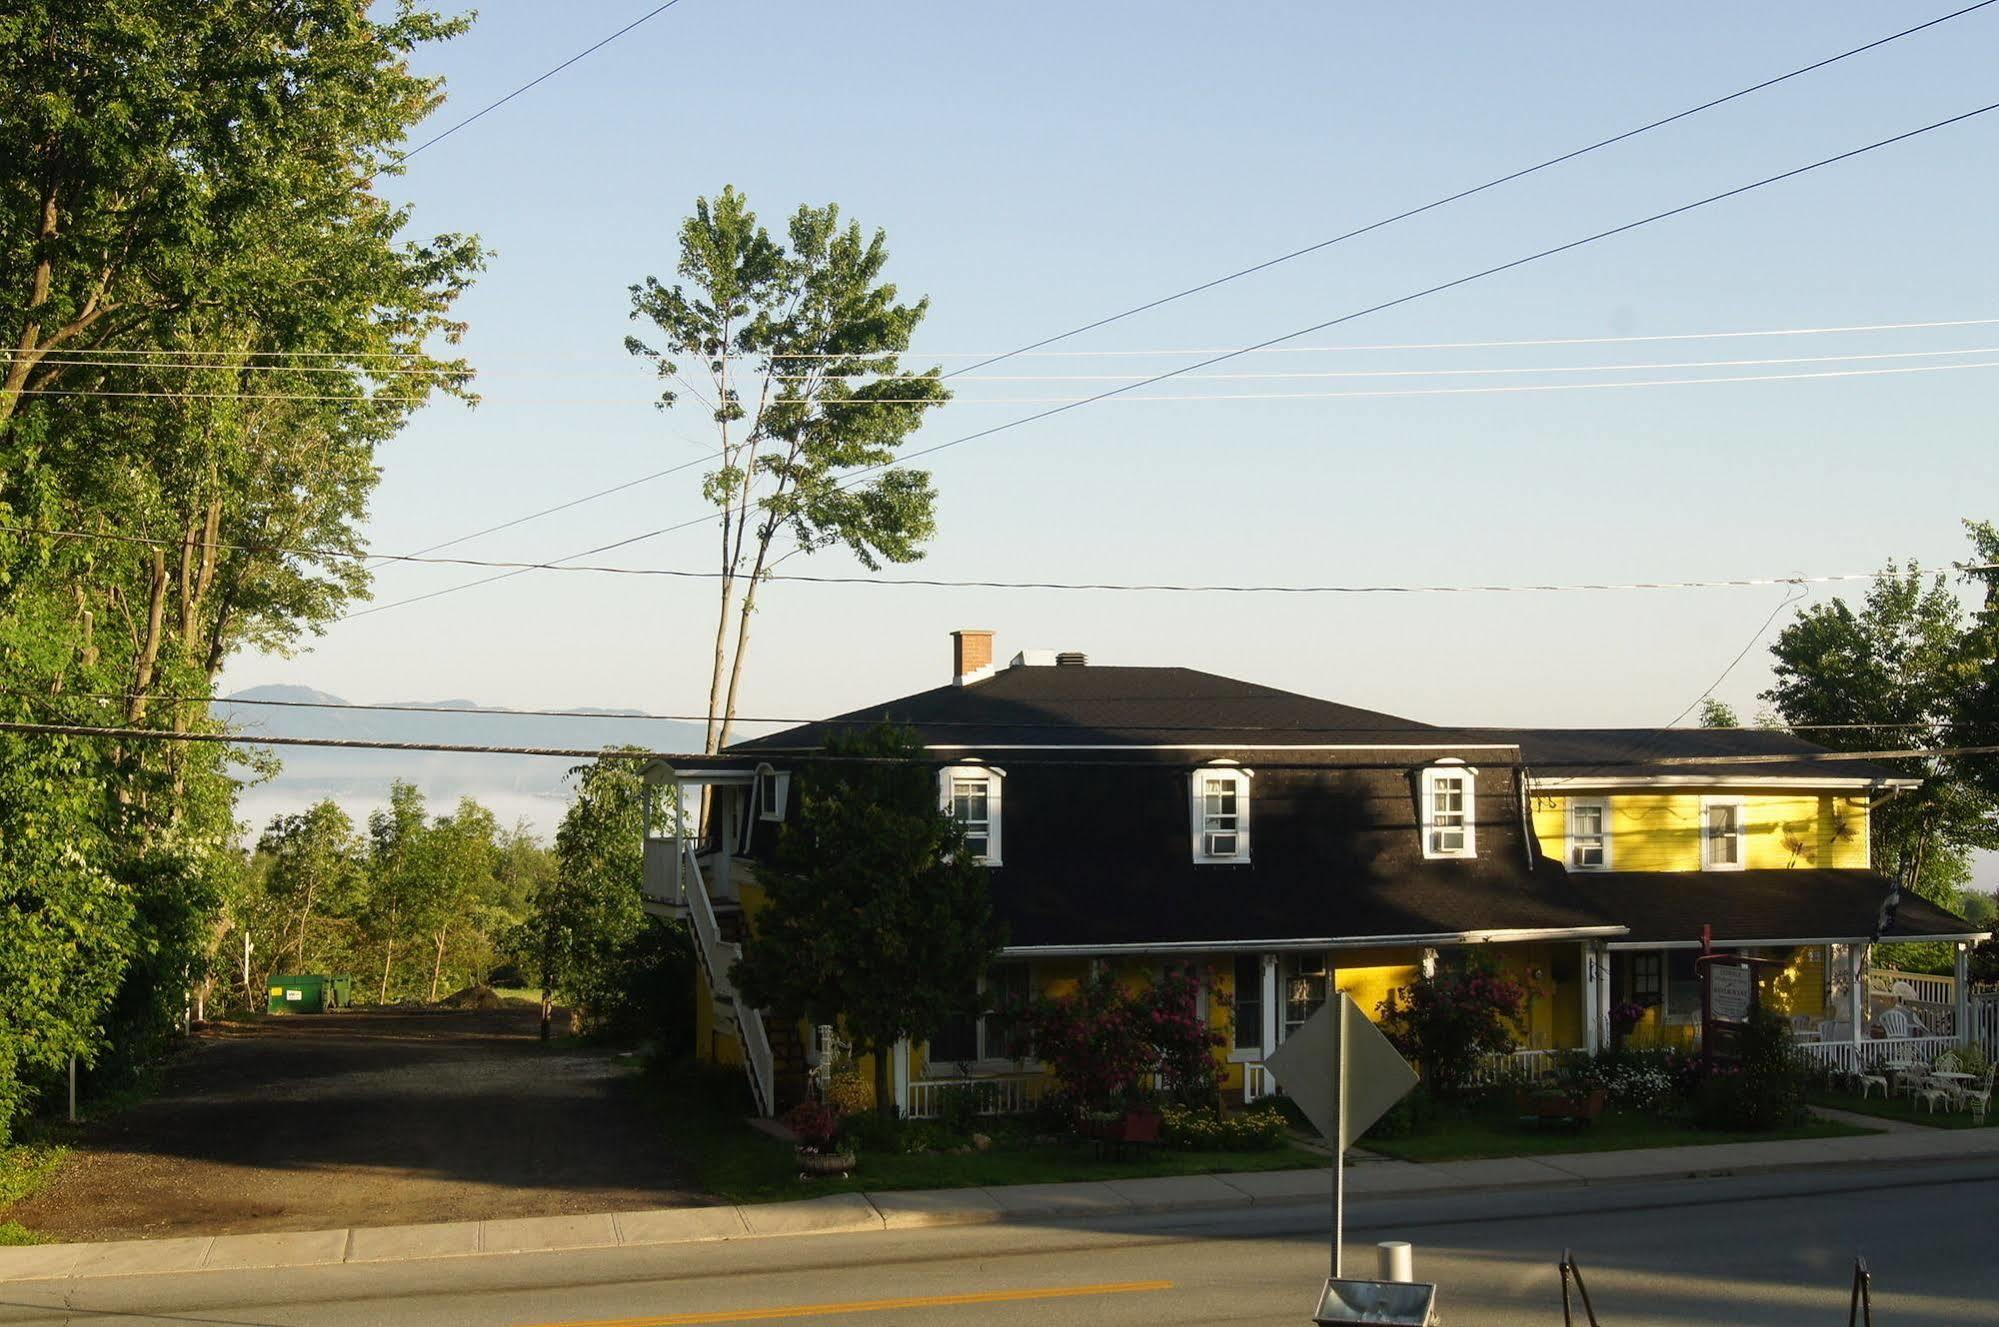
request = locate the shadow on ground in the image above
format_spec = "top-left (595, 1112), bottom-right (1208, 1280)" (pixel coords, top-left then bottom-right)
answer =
top-left (7, 1006), bottom-right (709, 1241)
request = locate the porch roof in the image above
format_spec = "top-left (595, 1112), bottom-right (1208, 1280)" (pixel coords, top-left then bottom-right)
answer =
top-left (1578, 868), bottom-right (1989, 946)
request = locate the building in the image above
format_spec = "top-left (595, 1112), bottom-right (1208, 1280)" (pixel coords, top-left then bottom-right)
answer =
top-left (641, 632), bottom-right (1987, 1116)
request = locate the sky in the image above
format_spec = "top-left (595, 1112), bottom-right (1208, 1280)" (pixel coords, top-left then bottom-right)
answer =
top-left (219, 2), bottom-right (1999, 872)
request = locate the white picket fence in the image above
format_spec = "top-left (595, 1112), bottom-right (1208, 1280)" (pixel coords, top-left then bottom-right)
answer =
top-left (905, 1075), bottom-right (1046, 1120)
top-left (1972, 992), bottom-right (1999, 1059)
top-left (1868, 967), bottom-right (1955, 1006)
top-left (1796, 1034), bottom-right (1962, 1077)
top-left (1470, 1048), bottom-right (1566, 1084)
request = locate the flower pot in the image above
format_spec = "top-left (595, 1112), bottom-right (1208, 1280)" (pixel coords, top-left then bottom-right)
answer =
top-left (796, 1148), bottom-right (856, 1176)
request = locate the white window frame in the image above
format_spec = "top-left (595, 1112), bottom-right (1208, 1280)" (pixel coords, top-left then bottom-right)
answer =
top-left (1701, 796), bottom-right (1745, 871)
top-left (1568, 797), bottom-right (1611, 871)
top-left (1190, 766), bottom-right (1252, 864)
top-left (924, 963), bottom-right (1037, 1074)
top-left (1420, 763), bottom-right (1477, 860)
top-left (939, 765), bottom-right (1002, 866)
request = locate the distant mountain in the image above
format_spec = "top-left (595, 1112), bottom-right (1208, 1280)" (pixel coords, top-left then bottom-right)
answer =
top-left (216, 686), bottom-right (705, 841)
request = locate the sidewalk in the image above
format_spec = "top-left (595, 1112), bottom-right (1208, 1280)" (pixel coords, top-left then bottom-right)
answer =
top-left (7, 1122), bottom-right (1997, 1284)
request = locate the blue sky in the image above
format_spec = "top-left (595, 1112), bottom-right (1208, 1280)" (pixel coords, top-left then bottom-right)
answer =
top-left (224, 2), bottom-right (1997, 859)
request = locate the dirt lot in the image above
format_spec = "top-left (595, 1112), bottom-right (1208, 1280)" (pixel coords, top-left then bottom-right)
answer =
top-left (10, 1005), bottom-right (708, 1241)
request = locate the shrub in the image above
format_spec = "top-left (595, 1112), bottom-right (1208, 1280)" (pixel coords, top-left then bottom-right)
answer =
top-left (821, 1061), bottom-right (873, 1117)
top-left (1146, 964), bottom-right (1226, 1107)
top-left (1559, 1048), bottom-right (1690, 1115)
top-left (1693, 1004), bottom-right (1808, 1131)
top-left (1376, 959), bottom-right (1527, 1098)
top-left (837, 1109), bottom-right (900, 1154)
top-left (1014, 964), bottom-right (1224, 1111)
top-left (935, 1080), bottom-right (999, 1133)
top-left (1159, 1104), bottom-right (1286, 1151)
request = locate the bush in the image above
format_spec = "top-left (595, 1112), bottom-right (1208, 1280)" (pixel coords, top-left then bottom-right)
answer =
top-left (1376, 959), bottom-right (1527, 1098)
top-left (1558, 1048), bottom-right (1691, 1115)
top-left (1693, 1004), bottom-right (1808, 1131)
top-left (1014, 963), bottom-right (1223, 1111)
top-left (784, 1100), bottom-right (841, 1149)
top-left (1159, 1104), bottom-right (1286, 1151)
top-left (837, 1109), bottom-right (901, 1155)
top-left (934, 1080), bottom-right (999, 1133)
top-left (821, 1061), bottom-right (873, 1117)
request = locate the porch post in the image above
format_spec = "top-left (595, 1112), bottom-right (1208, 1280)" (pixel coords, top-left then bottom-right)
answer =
top-left (1848, 945), bottom-right (1867, 1050)
top-left (1580, 941), bottom-right (1603, 1053)
top-left (1956, 943), bottom-right (1973, 1047)
top-left (892, 1037), bottom-right (911, 1114)
top-left (1260, 953), bottom-right (1279, 1057)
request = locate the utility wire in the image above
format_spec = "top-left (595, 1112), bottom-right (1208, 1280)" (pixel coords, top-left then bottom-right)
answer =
top-left (12, 520), bottom-right (1989, 595)
top-left (389, 1), bottom-right (689, 167)
top-left (288, 0), bottom-right (1999, 562)
top-left (2, 718), bottom-right (1993, 767)
top-left (358, 97), bottom-right (1999, 619)
top-left (11, 686), bottom-right (1981, 736)
top-left (1663, 583), bottom-right (1812, 728)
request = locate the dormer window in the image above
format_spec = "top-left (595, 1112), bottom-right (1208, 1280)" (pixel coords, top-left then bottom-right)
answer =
top-left (1569, 798), bottom-right (1610, 870)
top-left (940, 766), bottom-right (1002, 865)
top-left (1191, 767), bottom-right (1251, 863)
top-left (1420, 764), bottom-right (1476, 859)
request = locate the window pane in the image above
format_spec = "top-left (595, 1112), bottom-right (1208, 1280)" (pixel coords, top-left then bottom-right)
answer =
top-left (1666, 950), bottom-right (1701, 1016)
top-left (1283, 954), bottom-right (1329, 1036)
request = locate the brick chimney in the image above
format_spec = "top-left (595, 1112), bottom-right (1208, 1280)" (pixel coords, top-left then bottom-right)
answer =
top-left (951, 629), bottom-right (995, 685)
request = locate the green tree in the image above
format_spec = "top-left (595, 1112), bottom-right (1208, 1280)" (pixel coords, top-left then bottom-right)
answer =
top-left (417, 798), bottom-right (499, 1001)
top-left (1696, 698), bottom-right (1740, 729)
top-left (1761, 532), bottom-right (1999, 917)
top-left (626, 188), bottom-right (949, 752)
top-left (257, 802), bottom-right (365, 974)
top-left (733, 726), bottom-right (1004, 1115)
top-left (365, 782), bottom-right (431, 1003)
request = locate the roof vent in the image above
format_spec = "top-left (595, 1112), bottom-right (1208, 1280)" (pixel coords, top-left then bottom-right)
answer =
top-left (1056, 651), bottom-right (1088, 667)
top-left (1010, 649), bottom-right (1057, 668)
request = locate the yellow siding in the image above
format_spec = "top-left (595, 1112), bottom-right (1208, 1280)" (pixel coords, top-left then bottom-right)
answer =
top-left (1492, 944), bottom-right (1583, 1051)
top-left (1534, 793), bottom-right (1870, 872)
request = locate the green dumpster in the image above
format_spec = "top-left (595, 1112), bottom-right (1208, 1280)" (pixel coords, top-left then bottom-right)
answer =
top-left (267, 973), bottom-right (352, 1014)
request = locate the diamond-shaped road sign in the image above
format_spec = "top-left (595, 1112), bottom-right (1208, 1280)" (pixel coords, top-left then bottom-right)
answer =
top-left (1264, 991), bottom-right (1418, 1148)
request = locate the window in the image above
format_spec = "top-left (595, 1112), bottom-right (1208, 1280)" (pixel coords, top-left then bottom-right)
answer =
top-left (1701, 797), bottom-right (1744, 870)
top-left (1282, 953), bottom-right (1330, 1040)
top-left (927, 963), bottom-right (1031, 1066)
top-left (754, 767), bottom-right (790, 822)
top-left (1233, 954), bottom-right (1264, 1051)
top-left (938, 766), bottom-right (1002, 865)
top-left (1665, 950), bottom-right (1701, 1017)
top-left (1569, 798), bottom-right (1610, 870)
top-left (1190, 767), bottom-right (1252, 863)
top-left (1420, 764), bottom-right (1477, 859)
top-left (1629, 952), bottom-right (1662, 1006)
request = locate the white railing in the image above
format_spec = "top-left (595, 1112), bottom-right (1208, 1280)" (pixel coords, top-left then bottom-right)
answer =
top-left (906, 1075), bottom-right (1047, 1119)
top-left (1869, 967), bottom-right (1955, 1006)
top-left (1796, 1034), bottom-right (1961, 1077)
top-left (1243, 1062), bottom-right (1272, 1102)
top-left (1471, 1048), bottom-right (1566, 1084)
top-left (680, 840), bottom-right (773, 1117)
top-left (1971, 993), bottom-right (1999, 1058)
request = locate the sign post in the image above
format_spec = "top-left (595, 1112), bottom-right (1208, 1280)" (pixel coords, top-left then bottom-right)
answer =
top-left (1265, 993), bottom-right (1429, 1323)
top-left (1695, 926), bottom-right (1780, 1070)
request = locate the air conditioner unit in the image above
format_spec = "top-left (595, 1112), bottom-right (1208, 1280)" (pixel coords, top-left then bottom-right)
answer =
top-left (1205, 831), bottom-right (1239, 857)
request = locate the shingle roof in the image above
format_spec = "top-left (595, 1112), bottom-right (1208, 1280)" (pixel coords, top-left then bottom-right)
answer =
top-left (1573, 869), bottom-right (1985, 945)
top-left (731, 665), bottom-right (1498, 752)
top-left (1503, 728), bottom-right (1911, 785)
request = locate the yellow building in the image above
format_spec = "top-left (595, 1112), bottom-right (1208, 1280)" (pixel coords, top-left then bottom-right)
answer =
top-left (644, 635), bottom-right (1987, 1116)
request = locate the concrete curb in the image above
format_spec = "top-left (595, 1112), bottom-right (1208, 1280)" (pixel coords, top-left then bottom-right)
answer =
top-left (7, 1127), bottom-right (1997, 1285)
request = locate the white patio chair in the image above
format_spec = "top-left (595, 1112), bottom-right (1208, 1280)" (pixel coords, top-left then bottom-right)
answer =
top-left (1857, 1068), bottom-right (1889, 1100)
top-left (1879, 1007), bottom-right (1915, 1039)
top-left (1790, 1015), bottom-right (1821, 1041)
top-left (1963, 1068), bottom-right (1994, 1124)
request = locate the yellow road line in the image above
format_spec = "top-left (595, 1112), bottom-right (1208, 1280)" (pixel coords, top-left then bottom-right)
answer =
top-left (514, 1279), bottom-right (1175, 1327)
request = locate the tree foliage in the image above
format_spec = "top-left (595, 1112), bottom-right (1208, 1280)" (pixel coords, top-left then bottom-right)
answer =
top-left (626, 187), bottom-right (948, 752)
top-left (732, 726), bottom-right (1003, 1114)
top-left (0, 1), bottom-right (485, 1142)
top-left (1760, 524), bottom-right (1999, 916)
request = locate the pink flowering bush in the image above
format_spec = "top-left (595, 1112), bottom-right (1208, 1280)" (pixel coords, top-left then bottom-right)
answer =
top-left (1015, 964), bottom-right (1225, 1113)
top-left (1376, 959), bottom-right (1527, 1098)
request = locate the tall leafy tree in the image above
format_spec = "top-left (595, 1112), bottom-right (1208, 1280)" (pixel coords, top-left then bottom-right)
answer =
top-left (733, 726), bottom-right (1003, 1114)
top-left (626, 188), bottom-right (949, 752)
top-left (364, 782), bottom-right (431, 1003)
top-left (1761, 526), bottom-right (1999, 916)
top-left (418, 798), bottom-right (499, 1001)
top-left (257, 801), bottom-right (365, 973)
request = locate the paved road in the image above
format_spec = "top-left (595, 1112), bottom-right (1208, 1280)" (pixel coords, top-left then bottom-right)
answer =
top-left (6, 1162), bottom-right (1995, 1325)
top-left (11, 1007), bottom-right (705, 1240)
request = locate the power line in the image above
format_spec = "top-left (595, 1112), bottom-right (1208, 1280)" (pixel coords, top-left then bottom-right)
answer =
top-left (2, 717), bottom-right (1992, 767)
top-left (1663, 583), bottom-right (1811, 728)
top-left (10, 521), bottom-right (1989, 597)
top-left (365, 97), bottom-right (1999, 617)
top-left (13, 685), bottom-right (1982, 736)
top-left (12, 315), bottom-right (1999, 365)
top-left (390, 1), bottom-right (690, 166)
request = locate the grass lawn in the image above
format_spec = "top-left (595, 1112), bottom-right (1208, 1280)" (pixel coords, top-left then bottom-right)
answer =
top-left (1362, 1107), bottom-right (1872, 1163)
top-left (0, 1143), bottom-right (67, 1245)
top-left (649, 1070), bottom-right (1320, 1205)
top-left (1810, 1087), bottom-right (1995, 1131)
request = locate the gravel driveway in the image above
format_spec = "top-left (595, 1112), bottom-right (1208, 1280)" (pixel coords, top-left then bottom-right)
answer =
top-left (10, 1006), bottom-right (707, 1241)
